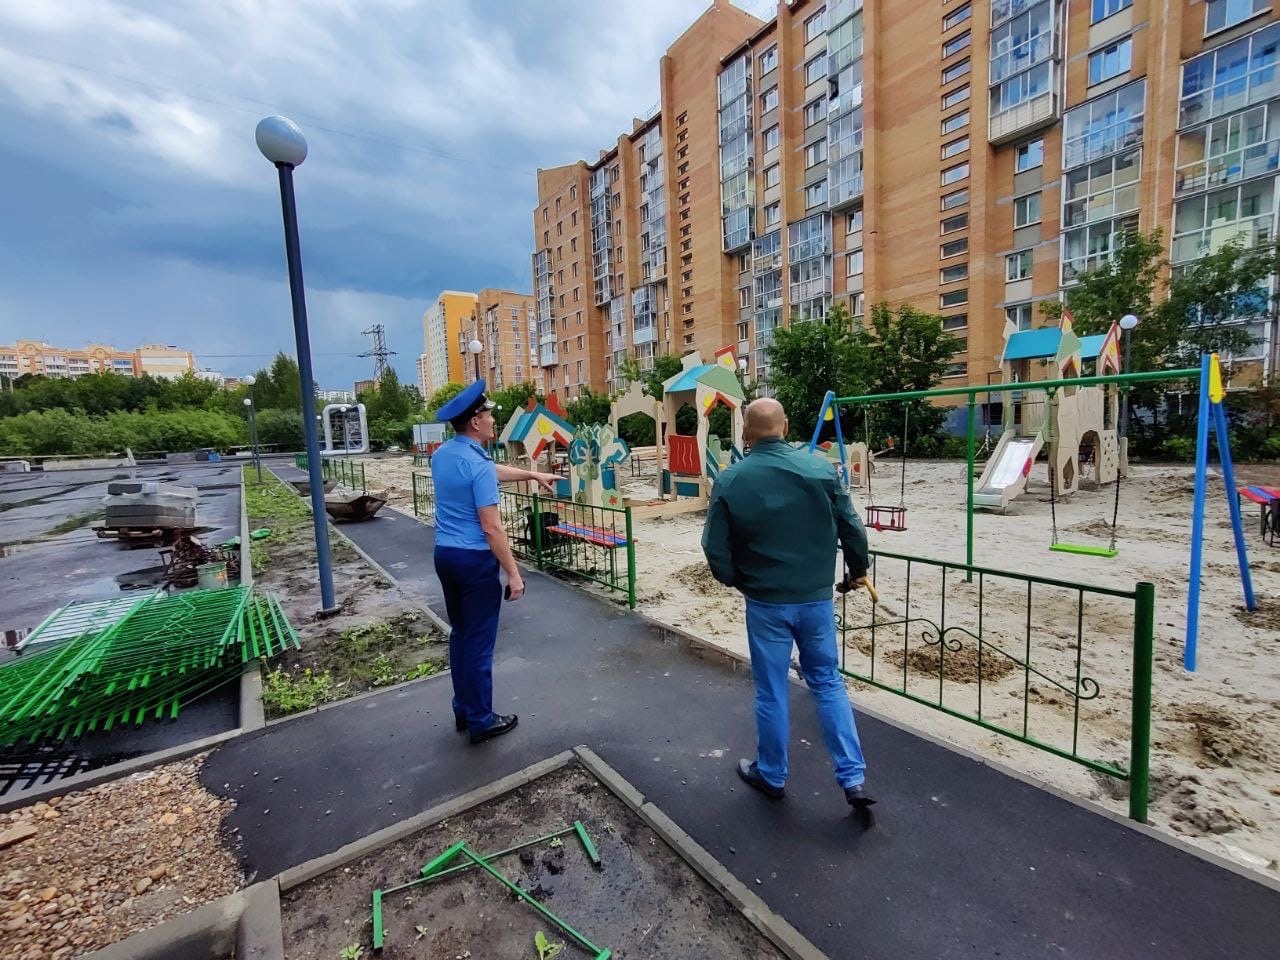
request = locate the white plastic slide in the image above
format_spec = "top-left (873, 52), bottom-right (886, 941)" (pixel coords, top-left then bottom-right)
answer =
top-left (973, 431), bottom-right (1043, 509)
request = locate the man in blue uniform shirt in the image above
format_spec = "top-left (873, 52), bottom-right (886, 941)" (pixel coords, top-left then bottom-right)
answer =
top-left (432, 380), bottom-right (557, 744)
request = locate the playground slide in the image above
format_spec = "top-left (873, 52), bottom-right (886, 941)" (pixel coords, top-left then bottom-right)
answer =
top-left (973, 430), bottom-right (1043, 509)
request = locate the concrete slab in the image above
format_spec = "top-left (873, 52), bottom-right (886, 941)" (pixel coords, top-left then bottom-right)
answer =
top-left (200, 504), bottom-right (1280, 960)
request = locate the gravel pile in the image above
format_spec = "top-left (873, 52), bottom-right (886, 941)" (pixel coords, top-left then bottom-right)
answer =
top-left (0, 754), bottom-right (242, 959)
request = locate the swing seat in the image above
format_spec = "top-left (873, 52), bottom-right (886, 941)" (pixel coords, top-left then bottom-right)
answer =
top-left (1050, 542), bottom-right (1118, 558)
top-left (867, 504), bottom-right (907, 532)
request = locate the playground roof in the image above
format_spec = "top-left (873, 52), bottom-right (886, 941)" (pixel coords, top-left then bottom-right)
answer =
top-left (663, 363), bottom-right (746, 400)
top-left (508, 405), bottom-right (574, 444)
top-left (1079, 333), bottom-right (1106, 359)
top-left (1003, 328), bottom-right (1060, 361)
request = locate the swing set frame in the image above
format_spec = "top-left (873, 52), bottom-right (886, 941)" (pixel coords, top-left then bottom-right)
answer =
top-left (809, 353), bottom-right (1256, 669)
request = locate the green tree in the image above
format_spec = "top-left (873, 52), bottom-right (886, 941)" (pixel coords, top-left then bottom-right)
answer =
top-left (248, 353), bottom-right (304, 413)
top-left (426, 382), bottom-right (465, 420)
top-left (618, 354), bottom-right (683, 400)
top-left (490, 382), bottom-right (543, 430)
top-left (566, 386), bottom-right (611, 426)
top-left (767, 303), bottom-right (867, 440)
top-left (254, 408), bottom-right (305, 450)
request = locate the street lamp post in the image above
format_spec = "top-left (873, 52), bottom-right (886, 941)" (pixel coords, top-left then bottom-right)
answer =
top-left (242, 374), bottom-right (262, 483)
top-left (1119, 313), bottom-right (1140, 441)
top-left (338, 404), bottom-right (352, 456)
top-left (256, 115), bottom-right (336, 614)
top-left (468, 338), bottom-right (483, 384)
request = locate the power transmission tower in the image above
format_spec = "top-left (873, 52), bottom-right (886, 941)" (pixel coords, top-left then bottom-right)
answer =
top-left (359, 325), bottom-right (396, 380)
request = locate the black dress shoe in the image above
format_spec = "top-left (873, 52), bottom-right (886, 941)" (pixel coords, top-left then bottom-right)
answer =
top-left (845, 784), bottom-right (876, 827)
top-left (469, 714), bottom-right (518, 744)
top-left (736, 759), bottom-right (784, 799)
top-left (455, 713), bottom-right (467, 732)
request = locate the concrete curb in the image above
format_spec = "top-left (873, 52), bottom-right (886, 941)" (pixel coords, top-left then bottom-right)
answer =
top-left (79, 880), bottom-right (282, 960)
top-left (276, 750), bottom-right (576, 891)
top-left (573, 746), bottom-right (828, 960)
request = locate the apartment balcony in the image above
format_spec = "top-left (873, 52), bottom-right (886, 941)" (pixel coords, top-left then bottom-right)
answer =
top-left (828, 171), bottom-right (864, 210)
top-left (988, 91), bottom-right (1058, 146)
top-left (539, 344), bottom-right (558, 366)
top-left (1175, 142), bottom-right (1280, 197)
top-left (830, 0), bottom-right (863, 26)
top-left (633, 325), bottom-right (657, 346)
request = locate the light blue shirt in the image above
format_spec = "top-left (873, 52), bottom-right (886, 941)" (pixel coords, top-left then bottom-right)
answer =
top-left (432, 436), bottom-right (500, 550)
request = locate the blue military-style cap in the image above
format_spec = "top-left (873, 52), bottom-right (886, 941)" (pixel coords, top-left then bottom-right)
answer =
top-left (436, 379), bottom-right (496, 424)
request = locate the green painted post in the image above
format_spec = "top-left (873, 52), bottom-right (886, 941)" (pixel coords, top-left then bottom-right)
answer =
top-left (1129, 581), bottom-right (1155, 823)
top-left (965, 396), bottom-right (976, 583)
top-left (625, 506), bottom-right (636, 609)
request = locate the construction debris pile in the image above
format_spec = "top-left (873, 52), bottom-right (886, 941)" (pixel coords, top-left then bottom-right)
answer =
top-left (0, 586), bottom-right (297, 747)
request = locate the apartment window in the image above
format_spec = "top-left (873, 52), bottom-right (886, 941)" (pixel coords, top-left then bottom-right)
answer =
top-left (677, 111), bottom-right (688, 125)
top-left (760, 45), bottom-right (778, 74)
top-left (765, 202), bottom-right (781, 226)
top-left (761, 87), bottom-right (779, 113)
top-left (804, 98), bottom-right (826, 126)
top-left (739, 253), bottom-right (750, 272)
top-left (805, 138), bottom-right (828, 167)
top-left (1006, 250), bottom-right (1033, 281)
top-left (943, 362), bottom-right (968, 378)
top-left (805, 55), bottom-right (827, 86)
top-left (1006, 303), bottom-right (1034, 330)
top-left (542, 208), bottom-right (548, 223)
top-left (764, 125), bottom-right (780, 151)
top-left (846, 209), bottom-right (863, 232)
top-left (682, 270), bottom-right (693, 282)
top-left (805, 179), bottom-right (828, 207)
top-left (1206, 0), bottom-right (1268, 35)
top-left (941, 162), bottom-right (970, 185)
top-left (543, 230), bottom-right (549, 245)
top-left (941, 188), bottom-right (969, 210)
top-left (942, 136), bottom-right (970, 159)
top-left (1088, 38), bottom-right (1132, 86)
top-left (571, 237), bottom-right (578, 252)
top-left (740, 287), bottom-right (751, 307)
top-left (1092, 0), bottom-right (1132, 23)
top-left (570, 185), bottom-right (577, 200)
top-left (941, 212), bottom-right (969, 233)
top-left (573, 288), bottom-right (580, 302)
top-left (941, 238), bottom-right (968, 258)
top-left (943, 31), bottom-right (971, 59)
top-left (1013, 192), bottom-right (1042, 226)
top-left (1064, 149), bottom-right (1140, 228)
top-left (1171, 178), bottom-right (1274, 263)
top-left (559, 294), bottom-right (565, 308)
top-left (942, 84), bottom-right (970, 110)
top-left (1066, 80), bottom-right (1146, 168)
top-left (572, 262), bottom-right (579, 278)
top-left (942, 58), bottom-right (971, 84)
top-left (942, 110), bottom-right (970, 134)
top-left (556, 246), bottom-right (562, 261)
top-left (577, 336), bottom-right (584, 350)
top-left (556, 222), bottom-right (563, 237)
top-left (943, 4), bottom-right (972, 31)
top-left (846, 250), bottom-right (864, 276)
top-left (941, 263), bottom-right (968, 283)
top-left (764, 164), bottom-right (781, 189)
top-left (940, 288), bottom-right (969, 307)
top-left (942, 314), bottom-right (969, 331)
top-left (805, 7), bottom-right (826, 41)
top-left (1016, 138), bottom-right (1044, 172)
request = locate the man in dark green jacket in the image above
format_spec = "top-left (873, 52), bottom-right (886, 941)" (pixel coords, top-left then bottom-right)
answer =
top-left (702, 397), bottom-right (874, 816)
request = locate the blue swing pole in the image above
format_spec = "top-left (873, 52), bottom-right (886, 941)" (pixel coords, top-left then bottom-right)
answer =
top-left (1208, 362), bottom-right (1257, 615)
top-left (1184, 355), bottom-right (1213, 672)
top-left (809, 391), bottom-right (835, 452)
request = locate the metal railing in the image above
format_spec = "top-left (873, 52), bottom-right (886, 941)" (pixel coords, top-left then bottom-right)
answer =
top-left (295, 454), bottom-right (367, 494)
top-left (412, 472), bottom-right (635, 608)
top-left (837, 550), bottom-right (1154, 821)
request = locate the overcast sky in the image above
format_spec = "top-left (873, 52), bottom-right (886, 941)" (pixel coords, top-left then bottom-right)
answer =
top-left (0, 0), bottom-right (765, 390)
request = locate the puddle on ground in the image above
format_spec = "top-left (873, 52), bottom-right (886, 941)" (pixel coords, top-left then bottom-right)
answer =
top-left (115, 566), bottom-right (168, 590)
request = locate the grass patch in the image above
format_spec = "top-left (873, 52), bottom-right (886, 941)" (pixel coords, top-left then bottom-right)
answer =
top-left (244, 467), bottom-right (313, 571)
top-left (262, 611), bottom-right (447, 718)
top-left (44, 507), bottom-right (105, 537)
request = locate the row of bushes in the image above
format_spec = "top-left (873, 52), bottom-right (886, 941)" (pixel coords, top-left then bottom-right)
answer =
top-left (0, 408), bottom-right (249, 457)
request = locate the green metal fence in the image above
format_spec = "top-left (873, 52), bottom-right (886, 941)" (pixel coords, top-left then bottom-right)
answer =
top-left (295, 454), bottom-right (366, 493)
top-left (412, 471), bottom-right (635, 608)
top-left (838, 550), bottom-right (1154, 821)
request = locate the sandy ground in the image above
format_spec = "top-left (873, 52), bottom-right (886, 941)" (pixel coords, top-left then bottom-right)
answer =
top-left (360, 453), bottom-right (1280, 878)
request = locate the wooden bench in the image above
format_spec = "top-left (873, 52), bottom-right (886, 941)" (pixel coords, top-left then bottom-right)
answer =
top-left (1238, 485), bottom-right (1280, 544)
top-left (547, 520), bottom-right (629, 549)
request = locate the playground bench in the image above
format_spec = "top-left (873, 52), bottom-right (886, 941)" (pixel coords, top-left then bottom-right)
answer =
top-left (546, 520), bottom-right (629, 549)
top-left (1238, 485), bottom-right (1280, 544)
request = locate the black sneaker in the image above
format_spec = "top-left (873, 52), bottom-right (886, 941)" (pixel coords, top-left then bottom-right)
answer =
top-left (470, 714), bottom-right (519, 744)
top-left (736, 759), bottom-right (785, 799)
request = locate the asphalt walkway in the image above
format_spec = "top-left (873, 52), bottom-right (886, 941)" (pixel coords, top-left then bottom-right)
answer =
top-left (203, 473), bottom-right (1280, 959)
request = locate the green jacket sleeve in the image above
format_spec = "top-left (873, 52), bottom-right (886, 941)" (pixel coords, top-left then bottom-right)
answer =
top-left (830, 475), bottom-right (869, 579)
top-left (701, 482), bottom-right (737, 588)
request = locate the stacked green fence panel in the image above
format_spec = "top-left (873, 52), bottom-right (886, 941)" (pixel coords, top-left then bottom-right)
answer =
top-left (0, 586), bottom-right (299, 747)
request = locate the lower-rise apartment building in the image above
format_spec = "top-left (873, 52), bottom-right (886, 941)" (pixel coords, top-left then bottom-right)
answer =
top-left (0, 340), bottom-right (195, 380)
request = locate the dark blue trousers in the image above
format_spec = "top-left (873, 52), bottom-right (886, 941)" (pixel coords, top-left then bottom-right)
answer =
top-left (433, 546), bottom-right (503, 732)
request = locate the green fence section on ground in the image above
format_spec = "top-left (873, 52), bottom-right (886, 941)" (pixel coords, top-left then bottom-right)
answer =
top-left (412, 471), bottom-right (635, 608)
top-left (295, 454), bottom-right (367, 494)
top-left (837, 550), bottom-right (1154, 822)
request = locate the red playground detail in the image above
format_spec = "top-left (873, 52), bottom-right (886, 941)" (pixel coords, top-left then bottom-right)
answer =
top-left (866, 505), bottom-right (907, 532)
top-left (549, 521), bottom-right (629, 548)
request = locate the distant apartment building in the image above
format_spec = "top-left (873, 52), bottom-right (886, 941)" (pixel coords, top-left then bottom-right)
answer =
top-left (0, 339), bottom-right (196, 380)
top-left (353, 378), bottom-right (376, 399)
top-left (421, 291), bottom-right (479, 397)
top-left (458, 288), bottom-right (540, 391)
top-left (530, 0), bottom-right (1280, 402)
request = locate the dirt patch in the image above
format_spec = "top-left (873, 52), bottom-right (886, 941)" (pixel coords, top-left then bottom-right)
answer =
top-left (248, 469), bottom-right (447, 718)
top-left (1232, 596), bottom-right (1280, 631)
top-left (671, 561), bottom-right (734, 598)
top-left (880, 639), bottom-right (1019, 684)
top-left (1169, 702), bottom-right (1271, 766)
top-left (280, 761), bottom-right (785, 960)
top-left (0, 755), bottom-right (240, 960)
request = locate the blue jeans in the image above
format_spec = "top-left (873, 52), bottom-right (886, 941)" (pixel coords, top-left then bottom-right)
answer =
top-left (434, 546), bottom-right (503, 732)
top-left (744, 598), bottom-right (866, 790)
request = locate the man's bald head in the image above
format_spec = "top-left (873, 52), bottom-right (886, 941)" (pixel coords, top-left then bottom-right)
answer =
top-left (744, 397), bottom-right (788, 446)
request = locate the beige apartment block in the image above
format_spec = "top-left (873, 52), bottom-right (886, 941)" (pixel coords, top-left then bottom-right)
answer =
top-left (421, 290), bottom-right (479, 397)
top-left (0, 339), bottom-right (194, 380)
top-left (531, 0), bottom-right (1280, 407)
top-left (459, 288), bottom-right (539, 391)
